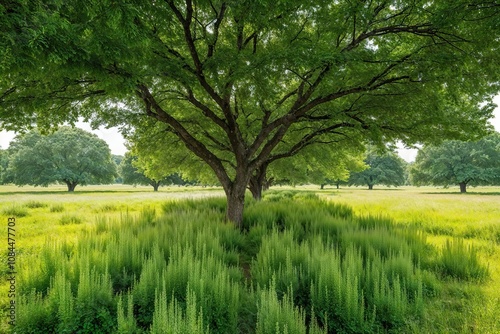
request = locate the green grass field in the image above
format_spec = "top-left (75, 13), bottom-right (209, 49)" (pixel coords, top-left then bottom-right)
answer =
top-left (0, 184), bottom-right (498, 333)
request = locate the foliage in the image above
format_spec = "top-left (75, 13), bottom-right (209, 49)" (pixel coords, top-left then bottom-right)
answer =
top-left (119, 151), bottom-right (184, 191)
top-left (410, 134), bottom-right (500, 192)
top-left (6, 127), bottom-right (117, 191)
top-left (349, 149), bottom-right (406, 189)
top-left (112, 155), bottom-right (124, 183)
top-left (2, 0), bottom-right (500, 223)
top-left (266, 142), bottom-right (367, 188)
top-left (2, 204), bottom-right (29, 217)
top-left (438, 238), bottom-right (489, 282)
top-left (12, 196), bottom-right (456, 333)
top-left (0, 149), bottom-right (8, 184)
top-left (2, 185), bottom-right (499, 333)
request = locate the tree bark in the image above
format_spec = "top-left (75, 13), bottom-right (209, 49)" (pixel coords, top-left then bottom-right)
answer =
top-left (152, 180), bottom-right (160, 192)
top-left (225, 177), bottom-right (248, 229)
top-left (459, 182), bottom-right (467, 193)
top-left (65, 181), bottom-right (78, 192)
top-left (248, 180), bottom-right (262, 200)
top-left (248, 163), bottom-right (269, 201)
top-left (320, 184), bottom-right (325, 189)
top-left (368, 184), bottom-right (374, 190)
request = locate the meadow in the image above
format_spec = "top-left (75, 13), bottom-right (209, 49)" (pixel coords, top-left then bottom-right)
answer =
top-left (0, 184), bottom-right (498, 333)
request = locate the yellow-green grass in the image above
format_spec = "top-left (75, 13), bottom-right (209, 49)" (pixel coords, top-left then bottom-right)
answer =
top-left (0, 184), bottom-right (225, 332)
top-left (0, 184), bottom-right (499, 333)
top-left (0, 184), bottom-right (224, 251)
top-left (321, 185), bottom-right (500, 334)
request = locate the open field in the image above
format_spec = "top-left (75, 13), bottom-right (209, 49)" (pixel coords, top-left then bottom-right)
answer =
top-left (0, 184), bottom-right (499, 333)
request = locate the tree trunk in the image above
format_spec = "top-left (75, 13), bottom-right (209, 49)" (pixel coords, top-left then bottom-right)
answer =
top-left (336, 183), bottom-right (340, 189)
top-left (368, 184), bottom-right (374, 190)
top-left (225, 180), bottom-right (247, 229)
top-left (320, 184), bottom-right (325, 190)
top-left (152, 180), bottom-right (160, 192)
top-left (459, 182), bottom-right (467, 193)
top-left (248, 163), bottom-right (269, 201)
top-left (66, 181), bottom-right (78, 192)
top-left (248, 179), bottom-right (262, 200)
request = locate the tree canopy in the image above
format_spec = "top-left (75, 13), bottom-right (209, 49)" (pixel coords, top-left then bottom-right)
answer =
top-left (1, 1), bottom-right (500, 224)
top-left (6, 127), bottom-right (117, 191)
top-left (410, 133), bottom-right (500, 192)
top-left (349, 149), bottom-right (406, 189)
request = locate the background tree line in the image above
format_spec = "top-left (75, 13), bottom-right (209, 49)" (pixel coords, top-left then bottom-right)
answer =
top-left (1, 127), bottom-right (499, 193)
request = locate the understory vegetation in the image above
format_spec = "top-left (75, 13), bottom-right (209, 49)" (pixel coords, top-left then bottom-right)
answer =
top-left (0, 186), bottom-right (498, 333)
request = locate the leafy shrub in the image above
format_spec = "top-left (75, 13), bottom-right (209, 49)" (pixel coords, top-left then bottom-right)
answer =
top-left (256, 282), bottom-right (308, 334)
top-left (59, 214), bottom-right (83, 225)
top-left (2, 205), bottom-right (29, 217)
top-left (438, 238), bottom-right (489, 281)
top-left (15, 195), bottom-right (459, 333)
top-left (25, 200), bottom-right (48, 208)
top-left (50, 204), bottom-right (65, 212)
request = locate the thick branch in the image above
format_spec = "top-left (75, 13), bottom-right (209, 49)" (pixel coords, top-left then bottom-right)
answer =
top-left (136, 83), bottom-right (231, 187)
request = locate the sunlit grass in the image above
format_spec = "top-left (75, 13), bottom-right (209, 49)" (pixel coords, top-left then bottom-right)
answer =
top-left (0, 184), bottom-right (498, 333)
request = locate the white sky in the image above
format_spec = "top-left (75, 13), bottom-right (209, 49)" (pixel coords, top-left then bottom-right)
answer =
top-left (1, 95), bottom-right (500, 161)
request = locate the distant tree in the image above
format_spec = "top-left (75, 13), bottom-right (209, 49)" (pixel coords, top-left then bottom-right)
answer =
top-left (257, 142), bottom-right (367, 195)
top-left (112, 155), bottom-right (124, 183)
top-left (410, 134), bottom-right (500, 193)
top-left (349, 150), bottom-right (406, 190)
top-left (0, 149), bottom-right (9, 184)
top-left (119, 152), bottom-right (182, 191)
top-left (7, 127), bottom-right (117, 191)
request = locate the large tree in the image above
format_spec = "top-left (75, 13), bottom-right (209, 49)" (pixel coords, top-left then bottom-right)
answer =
top-left (410, 134), bottom-right (500, 193)
top-left (6, 127), bottom-right (117, 191)
top-left (349, 149), bottom-right (406, 190)
top-left (1, 1), bottom-right (499, 225)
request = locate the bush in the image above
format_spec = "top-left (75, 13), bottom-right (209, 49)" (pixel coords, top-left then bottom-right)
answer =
top-left (15, 195), bottom-right (464, 333)
top-left (2, 205), bottom-right (29, 217)
top-left (438, 238), bottom-right (489, 281)
top-left (25, 200), bottom-right (48, 208)
top-left (59, 214), bottom-right (83, 225)
top-left (50, 204), bottom-right (65, 212)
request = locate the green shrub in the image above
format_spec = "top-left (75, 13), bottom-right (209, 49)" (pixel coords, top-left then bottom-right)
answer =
top-left (256, 282), bottom-right (308, 334)
top-left (17, 292), bottom-right (57, 333)
top-left (25, 200), bottom-right (48, 208)
top-left (59, 214), bottom-right (83, 225)
top-left (116, 293), bottom-right (139, 334)
top-left (438, 238), bottom-right (489, 281)
top-left (2, 204), bottom-right (29, 217)
top-left (50, 204), bottom-right (65, 212)
top-left (14, 195), bottom-right (457, 333)
top-left (151, 286), bottom-right (207, 334)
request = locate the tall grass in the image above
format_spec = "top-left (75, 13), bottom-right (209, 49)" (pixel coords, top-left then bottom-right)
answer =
top-left (12, 192), bottom-right (492, 333)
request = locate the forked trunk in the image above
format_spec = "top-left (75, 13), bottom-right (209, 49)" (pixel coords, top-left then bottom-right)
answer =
top-left (152, 180), bottom-right (160, 192)
top-left (248, 163), bottom-right (269, 201)
top-left (248, 180), bottom-right (262, 200)
top-left (66, 181), bottom-right (78, 192)
top-left (459, 182), bottom-right (467, 193)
